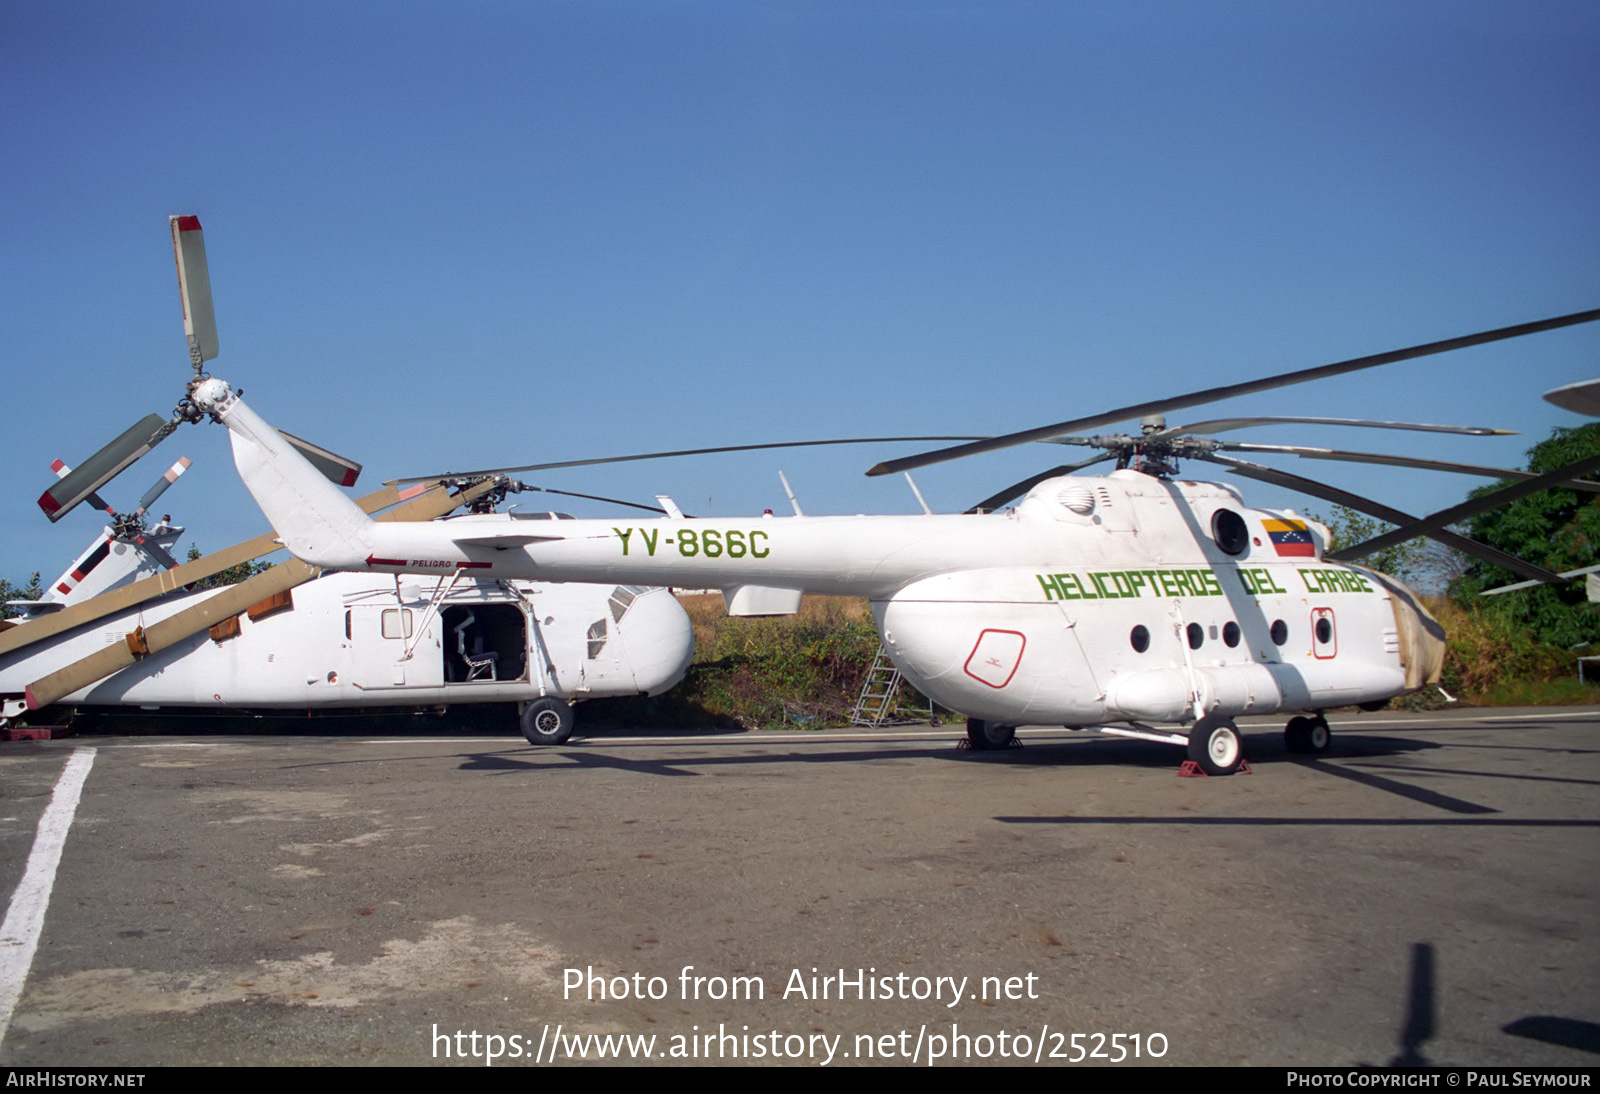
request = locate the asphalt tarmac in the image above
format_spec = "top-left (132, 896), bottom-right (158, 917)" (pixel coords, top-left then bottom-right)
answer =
top-left (0, 707), bottom-right (1596, 1067)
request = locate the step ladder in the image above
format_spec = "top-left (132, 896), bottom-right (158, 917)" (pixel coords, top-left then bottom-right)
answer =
top-left (850, 644), bottom-right (933, 727)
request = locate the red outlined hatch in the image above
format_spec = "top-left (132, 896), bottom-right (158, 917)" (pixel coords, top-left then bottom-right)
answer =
top-left (964, 629), bottom-right (1026, 688)
top-left (1311, 607), bottom-right (1337, 659)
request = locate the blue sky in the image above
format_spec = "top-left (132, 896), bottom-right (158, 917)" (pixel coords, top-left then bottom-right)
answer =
top-left (4, 1), bottom-right (1598, 580)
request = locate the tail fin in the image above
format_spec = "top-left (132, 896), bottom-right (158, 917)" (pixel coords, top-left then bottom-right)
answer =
top-left (192, 378), bottom-right (374, 569)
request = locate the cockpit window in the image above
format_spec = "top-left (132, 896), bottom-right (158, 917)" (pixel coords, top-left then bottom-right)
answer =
top-left (608, 585), bottom-right (642, 622)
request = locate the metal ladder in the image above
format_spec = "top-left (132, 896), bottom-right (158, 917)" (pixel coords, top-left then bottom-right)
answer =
top-left (850, 644), bottom-right (932, 726)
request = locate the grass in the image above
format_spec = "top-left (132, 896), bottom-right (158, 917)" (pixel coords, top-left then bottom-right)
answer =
top-left (673, 593), bottom-right (897, 729)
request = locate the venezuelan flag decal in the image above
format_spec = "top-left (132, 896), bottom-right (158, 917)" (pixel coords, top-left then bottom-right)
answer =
top-left (1263, 518), bottom-right (1315, 557)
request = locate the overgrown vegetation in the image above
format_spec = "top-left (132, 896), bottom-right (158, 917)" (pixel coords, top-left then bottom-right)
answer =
top-left (673, 594), bottom-right (892, 729)
top-left (1449, 423), bottom-right (1600, 648)
top-left (1392, 597), bottom-right (1600, 709)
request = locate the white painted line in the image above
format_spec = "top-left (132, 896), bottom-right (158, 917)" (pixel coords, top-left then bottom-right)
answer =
top-left (0, 748), bottom-right (96, 1043)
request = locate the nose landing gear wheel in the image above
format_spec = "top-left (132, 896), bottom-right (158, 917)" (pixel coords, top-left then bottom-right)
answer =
top-left (521, 697), bottom-right (574, 745)
top-left (1187, 716), bottom-right (1244, 775)
top-left (965, 717), bottom-right (1016, 750)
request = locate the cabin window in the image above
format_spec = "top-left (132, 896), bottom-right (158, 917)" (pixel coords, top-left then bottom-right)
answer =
top-left (1186, 622), bottom-right (1204, 649)
top-left (1270, 619), bottom-right (1288, 645)
top-left (587, 618), bottom-right (608, 659)
top-left (1129, 625), bottom-right (1150, 653)
top-left (1222, 621), bottom-right (1241, 647)
top-left (1316, 617), bottom-right (1333, 644)
top-left (381, 608), bottom-right (414, 639)
top-left (1212, 509), bottom-right (1249, 556)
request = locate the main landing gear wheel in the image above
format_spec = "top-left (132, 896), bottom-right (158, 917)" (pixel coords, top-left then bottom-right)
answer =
top-left (1284, 714), bottom-right (1331, 754)
top-left (966, 717), bottom-right (1016, 750)
top-left (1186, 716), bottom-right (1244, 776)
top-left (520, 697), bottom-right (574, 746)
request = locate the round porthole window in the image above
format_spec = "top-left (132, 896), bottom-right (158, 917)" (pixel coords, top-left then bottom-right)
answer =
top-left (1186, 622), bottom-right (1204, 649)
top-left (1212, 509), bottom-right (1249, 556)
top-left (1316, 617), bottom-right (1333, 644)
top-left (1270, 619), bottom-right (1288, 645)
top-left (1223, 621), bottom-right (1241, 647)
top-left (1130, 625), bottom-right (1150, 653)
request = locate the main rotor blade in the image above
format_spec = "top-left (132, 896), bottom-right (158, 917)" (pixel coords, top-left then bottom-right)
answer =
top-left (38, 414), bottom-right (174, 522)
top-left (49, 459), bottom-right (116, 515)
top-left (965, 452), bottom-right (1116, 514)
top-left (24, 560), bottom-right (318, 710)
top-left (868, 307), bottom-right (1600, 477)
top-left (20, 477), bottom-right (496, 710)
top-left (170, 214), bottom-right (218, 366)
top-left (1151, 416), bottom-right (1512, 441)
top-left (387, 436), bottom-right (989, 485)
top-left (1217, 443), bottom-right (1600, 492)
top-left (1329, 452), bottom-right (1600, 563)
top-left (279, 430), bottom-right (362, 487)
top-left (1480, 563), bottom-right (1600, 597)
top-left (1544, 378), bottom-right (1600, 417)
top-left (135, 456), bottom-right (193, 515)
top-left (519, 486), bottom-right (669, 515)
top-left (1203, 453), bottom-right (1567, 585)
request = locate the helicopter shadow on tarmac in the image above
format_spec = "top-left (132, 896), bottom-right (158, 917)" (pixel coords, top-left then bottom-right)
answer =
top-left (430, 724), bottom-right (1445, 781)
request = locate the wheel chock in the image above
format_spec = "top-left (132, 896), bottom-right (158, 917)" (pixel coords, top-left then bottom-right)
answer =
top-left (1178, 759), bottom-right (1253, 777)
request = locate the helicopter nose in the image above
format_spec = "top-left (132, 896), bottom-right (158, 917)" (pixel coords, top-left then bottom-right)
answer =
top-left (620, 589), bottom-right (696, 695)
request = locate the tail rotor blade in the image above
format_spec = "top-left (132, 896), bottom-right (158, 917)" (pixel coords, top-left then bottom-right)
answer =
top-left (170, 215), bottom-right (218, 366)
top-left (279, 430), bottom-right (363, 487)
top-left (135, 456), bottom-right (193, 515)
top-left (127, 533), bottom-right (181, 570)
top-left (38, 414), bottom-right (173, 522)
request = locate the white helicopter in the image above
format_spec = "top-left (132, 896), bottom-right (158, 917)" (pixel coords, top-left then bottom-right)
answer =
top-left (28, 218), bottom-right (1600, 772)
top-left (184, 255), bottom-right (1600, 773)
top-left (0, 507), bottom-right (693, 744)
top-left (0, 218), bottom-right (699, 745)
